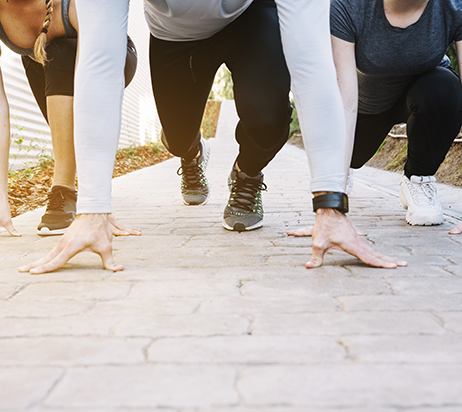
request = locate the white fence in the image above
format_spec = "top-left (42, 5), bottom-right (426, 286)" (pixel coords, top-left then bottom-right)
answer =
top-left (2, 0), bottom-right (161, 171)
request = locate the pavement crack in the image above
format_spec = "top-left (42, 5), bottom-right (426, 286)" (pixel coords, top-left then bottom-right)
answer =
top-left (337, 338), bottom-right (354, 361)
top-left (432, 313), bottom-right (455, 333)
top-left (237, 280), bottom-right (245, 296)
top-left (27, 369), bottom-right (66, 409)
top-left (384, 278), bottom-right (396, 295)
top-left (334, 297), bottom-right (346, 311)
top-left (5, 283), bottom-right (28, 300)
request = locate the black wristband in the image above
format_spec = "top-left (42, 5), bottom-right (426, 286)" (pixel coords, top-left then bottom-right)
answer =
top-left (312, 192), bottom-right (349, 214)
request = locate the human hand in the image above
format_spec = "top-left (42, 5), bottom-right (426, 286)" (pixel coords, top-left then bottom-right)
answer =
top-left (448, 222), bottom-right (462, 235)
top-left (18, 214), bottom-right (123, 274)
top-left (0, 195), bottom-right (21, 236)
top-left (109, 214), bottom-right (141, 236)
top-left (288, 208), bottom-right (407, 269)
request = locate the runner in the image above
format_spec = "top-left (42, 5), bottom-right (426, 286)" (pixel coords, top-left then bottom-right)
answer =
top-left (0, 0), bottom-right (138, 237)
top-left (330, 0), bottom-right (462, 227)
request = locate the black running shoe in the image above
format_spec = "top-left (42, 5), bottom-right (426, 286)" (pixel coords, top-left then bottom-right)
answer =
top-left (37, 186), bottom-right (77, 236)
top-left (177, 138), bottom-right (210, 205)
top-left (223, 165), bottom-right (267, 232)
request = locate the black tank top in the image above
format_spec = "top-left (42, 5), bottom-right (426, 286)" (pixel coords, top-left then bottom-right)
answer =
top-left (0, 0), bottom-right (77, 57)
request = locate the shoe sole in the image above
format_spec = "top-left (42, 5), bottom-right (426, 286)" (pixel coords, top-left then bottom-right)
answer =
top-left (399, 199), bottom-right (444, 226)
top-left (183, 191), bottom-right (211, 206)
top-left (37, 227), bottom-right (68, 236)
top-left (222, 219), bottom-right (263, 232)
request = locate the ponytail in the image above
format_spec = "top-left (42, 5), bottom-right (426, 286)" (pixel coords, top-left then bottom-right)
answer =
top-left (33, 0), bottom-right (53, 65)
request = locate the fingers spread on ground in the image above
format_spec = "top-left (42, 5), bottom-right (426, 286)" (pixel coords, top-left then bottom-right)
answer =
top-left (287, 227), bottom-right (313, 237)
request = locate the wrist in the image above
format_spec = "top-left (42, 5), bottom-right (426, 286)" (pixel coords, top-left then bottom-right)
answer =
top-left (312, 192), bottom-right (348, 214)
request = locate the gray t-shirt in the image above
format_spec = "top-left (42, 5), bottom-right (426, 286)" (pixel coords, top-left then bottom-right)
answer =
top-left (144, 0), bottom-right (253, 41)
top-left (330, 0), bottom-right (462, 115)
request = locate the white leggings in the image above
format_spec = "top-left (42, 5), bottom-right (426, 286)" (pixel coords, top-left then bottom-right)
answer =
top-left (74, 0), bottom-right (346, 214)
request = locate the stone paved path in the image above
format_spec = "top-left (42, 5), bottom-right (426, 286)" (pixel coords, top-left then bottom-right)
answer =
top-left (1, 100), bottom-right (462, 411)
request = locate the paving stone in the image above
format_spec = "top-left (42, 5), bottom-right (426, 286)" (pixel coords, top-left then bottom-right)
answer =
top-left (10, 282), bottom-right (133, 301)
top-left (147, 336), bottom-right (346, 364)
top-left (386, 278), bottom-right (462, 295)
top-left (108, 267), bottom-right (217, 281)
top-left (0, 367), bottom-right (63, 409)
top-left (337, 294), bottom-right (462, 312)
top-left (45, 365), bottom-right (238, 408)
top-left (0, 317), bottom-right (118, 337)
top-left (252, 312), bottom-right (444, 336)
top-left (0, 283), bottom-right (24, 300)
top-left (114, 314), bottom-right (250, 338)
top-left (127, 280), bottom-right (241, 299)
top-left (198, 296), bottom-right (338, 315)
top-left (0, 337), bottom-right (149, 366)
top-left (88, 298), bottom-right (201, 316)
top-left (238, 365), bottom-right (462, 407)
top-left (0, 300), bottom-right (94, 317)
top-left (436, 312), bottom-right (462, 333)
top-left (240, 277), bottom-right (391, 298)
top-left (342, 335), bottom-right (462, 363)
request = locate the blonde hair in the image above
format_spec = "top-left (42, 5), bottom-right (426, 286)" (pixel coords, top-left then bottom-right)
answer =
top-left (33, 0), bottom-right (53, 65)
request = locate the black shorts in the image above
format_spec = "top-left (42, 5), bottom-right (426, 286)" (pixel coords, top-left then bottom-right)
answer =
top-left (21, 36), bottom-right (137, 121)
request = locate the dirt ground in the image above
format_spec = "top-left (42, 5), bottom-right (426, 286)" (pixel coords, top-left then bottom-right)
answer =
top-left (289, 133), bottom-right (462, 188)
top-left (8, 101), bottom-right (221, 218)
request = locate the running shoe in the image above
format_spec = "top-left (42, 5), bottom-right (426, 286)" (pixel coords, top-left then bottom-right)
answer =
top-left (37, 185), bottom-right (77, 236)
top-left (399, 175), bottom-right (443, 226)
top-left (223, 164), bottom-right (267, 232)
top-left (177, 138), bottom-right (210, 205)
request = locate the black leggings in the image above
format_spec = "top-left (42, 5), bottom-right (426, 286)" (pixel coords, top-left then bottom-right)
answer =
top-left (351, 67), bottom-right (462, 178)
top-left (149, 0), bottom-right (291, 176)
top-left (21, 37), bottom-right (137, 123)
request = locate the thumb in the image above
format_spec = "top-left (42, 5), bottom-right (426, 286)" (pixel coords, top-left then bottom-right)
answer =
top-left (305, 244), bottom-right (326, 268)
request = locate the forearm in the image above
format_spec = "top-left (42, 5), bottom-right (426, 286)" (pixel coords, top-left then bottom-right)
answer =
top-left (73, 0), bottom-right (129, 214)
top-left (0, 75), bottom-right (10, 201)
top-left (275, 0), bottom-right (346, 193)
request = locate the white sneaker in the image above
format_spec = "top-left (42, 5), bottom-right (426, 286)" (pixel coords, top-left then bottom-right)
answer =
top-left (399, 175), bottom-right (443, 226)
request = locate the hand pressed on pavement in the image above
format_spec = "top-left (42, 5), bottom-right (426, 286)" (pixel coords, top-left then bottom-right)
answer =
top-left (287, 208), bottom-right (407, 269)
top-left (0, 196), bottom-right (21, 237)
top-left (18, 214), bottom-right (124, 274)
top-left (449, 222), bottom-right (462, 235)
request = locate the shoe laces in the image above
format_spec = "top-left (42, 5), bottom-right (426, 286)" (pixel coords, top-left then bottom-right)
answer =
top-left (46, 189), bottom-right (66, 212)
top-left (229, 172), bottom-right (267, 213)
top-left (177, 158), bottom-right (207, 189)
top-left (408, 176), bottom-right (437, 206)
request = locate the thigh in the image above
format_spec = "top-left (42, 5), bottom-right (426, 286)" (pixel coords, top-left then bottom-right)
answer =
top-left (22, 56), bottom-right (48, 121)
top-left (224, 0), bottom-right (291, 137)
top-left (149, 35), bottom-right (220, 154)
top-left (43, 38), bottom-right (77, 97)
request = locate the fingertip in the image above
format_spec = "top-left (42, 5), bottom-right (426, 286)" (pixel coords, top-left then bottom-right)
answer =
top-left (305, 260), bottom-right (321, 269)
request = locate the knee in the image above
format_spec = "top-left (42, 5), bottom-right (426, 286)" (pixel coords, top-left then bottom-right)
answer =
top-left (243, 102), bottom-right (292, 147)
top-left (409, 69), bottom-right (462, 117)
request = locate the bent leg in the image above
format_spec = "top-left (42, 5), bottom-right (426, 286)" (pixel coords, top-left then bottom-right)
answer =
top-left (404, 67), bottom-right (462, 177)
top-left (149, 36), bottom-right (219, 161)
top-left (226, 0), bottom-right (291, 176)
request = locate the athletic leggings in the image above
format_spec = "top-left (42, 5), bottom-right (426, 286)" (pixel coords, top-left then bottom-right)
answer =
top-left (351, 67), bottom-right (462, 178)
top-left (21, 37), bottom-right (137, 123)
top-left (149, 0), bottom-right (291, 176)
top-left (74, 0), bottom-right (347, 213)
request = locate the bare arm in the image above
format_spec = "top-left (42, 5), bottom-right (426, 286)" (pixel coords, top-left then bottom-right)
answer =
top-left (0, 66), bottom-right (20, 236)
